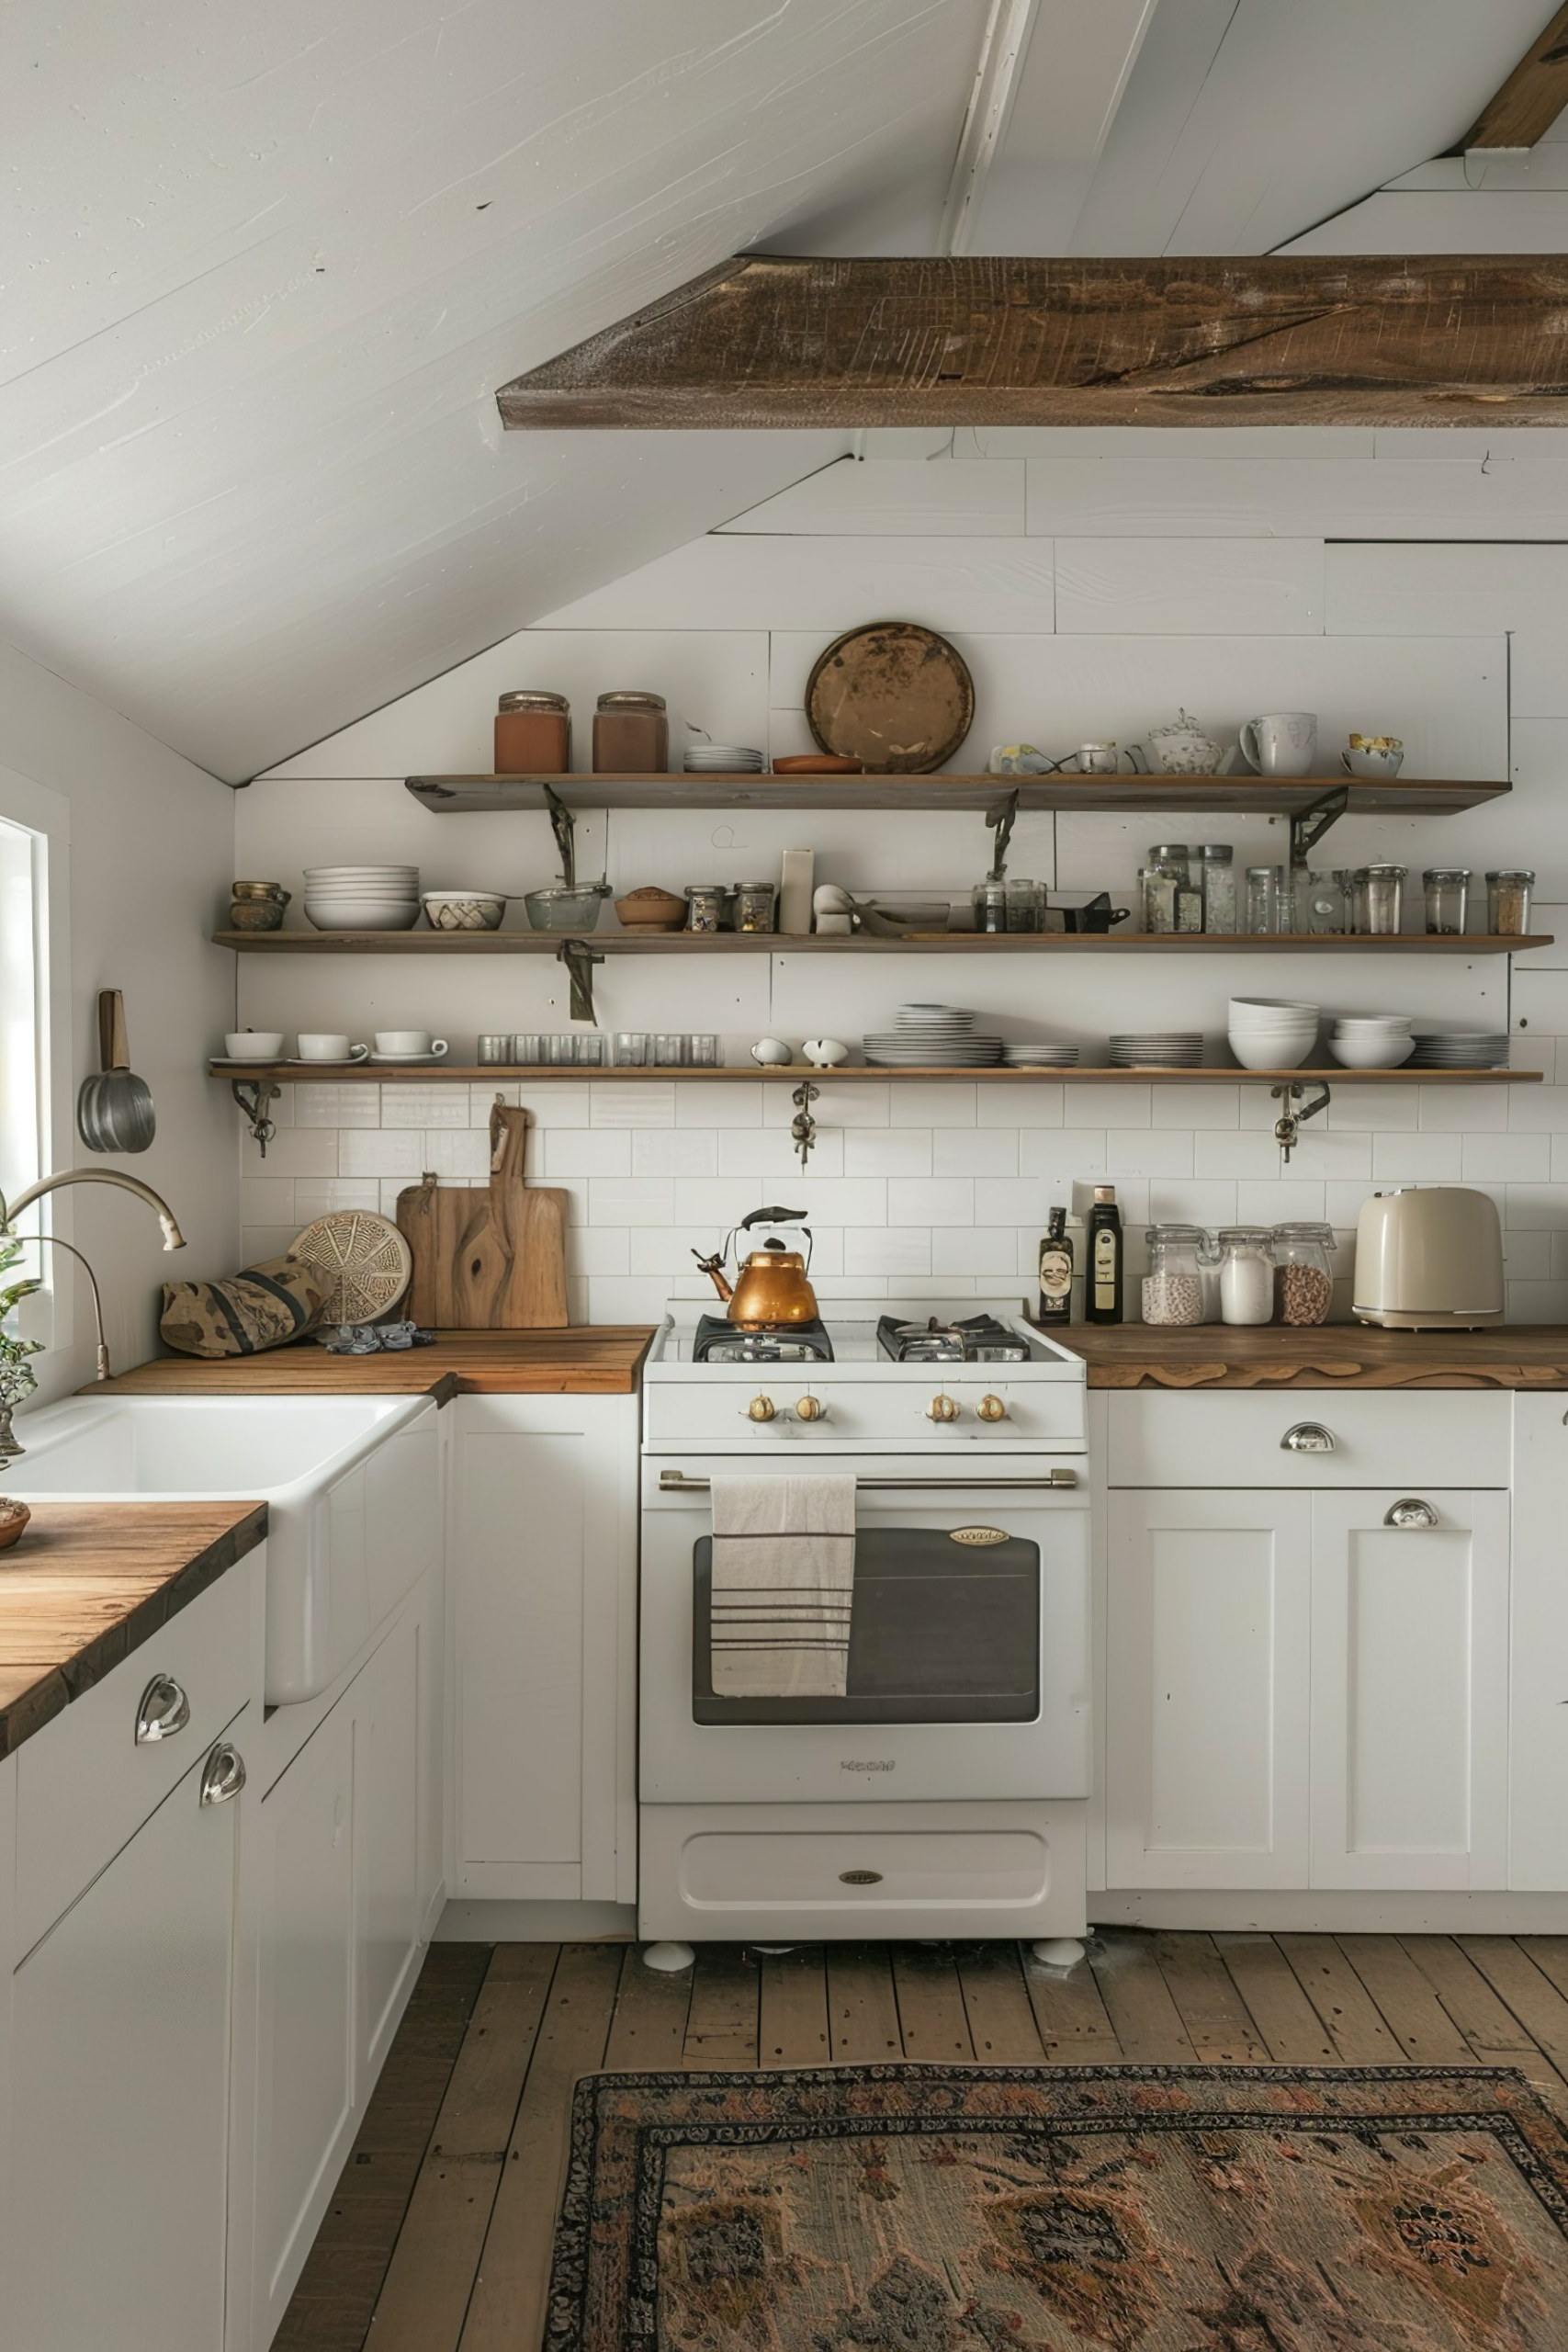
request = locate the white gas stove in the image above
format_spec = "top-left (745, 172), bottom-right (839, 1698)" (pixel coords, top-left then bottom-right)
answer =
top-left (637, 1295), bottom-right (1090, 1965)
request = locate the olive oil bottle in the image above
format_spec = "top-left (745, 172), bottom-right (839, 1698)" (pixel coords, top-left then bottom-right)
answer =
top-left (1037, 1204), bottom-right (1074, 1325)
top-left (1086, 1184), bottom-right (1124, 1325)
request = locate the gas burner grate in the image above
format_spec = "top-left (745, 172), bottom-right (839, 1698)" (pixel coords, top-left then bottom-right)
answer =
top-left (692, 1314), bottom-right (836, 1364)
top-left (876, 1313), bottom-right (1032, 1364)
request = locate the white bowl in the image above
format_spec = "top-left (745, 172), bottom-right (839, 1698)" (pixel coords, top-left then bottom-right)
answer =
top-left (1229, 1032), bottom-right (1315, 1071)
top-left (1331, 1018), bottom-right (1411, 1034)
top-left (1230, 997), bottom-right (1317, 1017)
top-left (305, 902), bottom-right (422, 932)
top-left (1327, 1035), bottom-right (1415, 1069)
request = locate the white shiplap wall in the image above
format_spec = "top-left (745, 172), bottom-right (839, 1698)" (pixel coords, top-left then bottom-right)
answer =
top-left (240, 434), bottom-right (1568, 1324)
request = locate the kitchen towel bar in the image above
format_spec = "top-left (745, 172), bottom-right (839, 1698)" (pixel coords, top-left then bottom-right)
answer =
top-left (658, 1470), bottom-right (1077, 1491)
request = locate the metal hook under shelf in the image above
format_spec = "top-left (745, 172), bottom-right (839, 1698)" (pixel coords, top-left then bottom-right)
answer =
top-left (231, 1079), bottom-right (282, 1158)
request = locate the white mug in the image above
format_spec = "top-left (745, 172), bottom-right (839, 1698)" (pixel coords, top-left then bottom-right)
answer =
top-left (1239, 711), bottom-right (1317, 778)
top-left (296, 1033), bottom-right (368, 1062)
top-left (374, 1031), bottom-right (448, 1057)
top-left (225, 1031), bottom-right (284, 1058)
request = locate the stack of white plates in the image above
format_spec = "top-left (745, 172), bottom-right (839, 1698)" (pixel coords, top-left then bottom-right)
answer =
top-left (1109, 1033), bottom-right (1204, 1069)
top-left (684, 744), bottom-right (765, 773)
top-left (1328, 1014), bottom-right (1413, 1069)
top-left (1228, 996), bottom-right (1319, 1072)
top-left (1003, 1045), bottom-right (1080, 1068)
top-left (304, 865), bottom-right (421, 933)
top-left (1408, 1032), bottom-right (1510, 1069)
top-left (865, 1006), bottom-right (1001, 1066)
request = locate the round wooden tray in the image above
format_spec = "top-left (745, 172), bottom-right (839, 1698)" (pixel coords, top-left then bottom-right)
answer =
top-left (806, 621), bottom-right (975, 775)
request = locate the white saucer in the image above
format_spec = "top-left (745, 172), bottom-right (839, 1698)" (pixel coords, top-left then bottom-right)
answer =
top-left (369, 1051), bottom-right (448, 1064)
top-left (287, 1057), bottom-right (369, 1068)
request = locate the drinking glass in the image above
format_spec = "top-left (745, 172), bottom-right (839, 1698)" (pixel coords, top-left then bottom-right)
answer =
top-left (477, 1034), bottom-right (513, 1063)
top-left (615, 1032), bottom-right (649, 1066)
top-left (688, 1034), bottom-right (721, 1067)
top-left (513, 1033), bottom-right (543, 1063)
top-left (654, 1033), bottom-right (689, 1066)
top-left (573, 1033), bottom-right (606, 1066)
top-left (543, 1034), bottom-right (575, 1065)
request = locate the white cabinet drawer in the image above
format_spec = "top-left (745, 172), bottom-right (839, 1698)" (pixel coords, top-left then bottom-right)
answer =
top-left (1107, 1391), bottom-right (1509, 1490)
top-left (16, 1555), bottom-right (258, 1957)
top-left (645, 1380), bottom-right (1086, 1448)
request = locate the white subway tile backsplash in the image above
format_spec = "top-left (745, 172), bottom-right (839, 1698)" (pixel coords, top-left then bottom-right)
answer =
top-left (294, 1084), bottom-right (380, 1128)
top-left (1281, 1127), bottom-right (1373, 1181)
top-left (976, 1081), bottom-right (1063, 1127)
top-left (930, 1226), bottom-right (1024, 1277)
top-left (1371, 1133), bottom-right (1463, 1181)
top-left (1507, 1280), bottom-right (1568, 1320)
top-left (808, 1080), bottom-right (892, 1127)
top-left (931, 1128), bottom-right (1018, 1175)
top-left (1194, 1131), bottom-right (1288, 1179)
top-left (843, 1228), bottom-right (932, 1278)
top-left (468, 1082), bottom-right (519, 1118)
top-left (1504, 1185), bottom-right (1568, 1230)
top-left (567, 1227), bottom-right (631, 1279)
top-left (719, 1126), bottom-right (844, 1176)
top-left (633, 1129), bottom-right (719, 1177)
top-left (1507, 1231), bottom-right (1554, 1277)
top-left (1423, 1086), bottom-right (1508, 1132)
top-left (1102, 1128), bottom-right (1195, 1179)
top-left (973, 1177), bottom-right (1045, 1224)
top-left (887, 1177), bottom-right (974, 1226)
top-left (239, 1176), bottom-right (296, 1222)
top-left (677, 1080), bottom-right (763, 1126)
top-left (843, 1130), bottom-right (933, 1177)
top-left (423, 1128), bottom-right (491, 1181)
top-left (1064, 1081), bottom-right (1151, 1126)
top-left (1508, 1086), bottom-right (1568, 1131)
top-left (586, 1277), bottom-right (672, 1324)
top-left (381, 1084), bottom-right (468, 1128)
top-left (340, 1128), bottom-right (424, 1179)
top-left (1461, 1133), bottom-right (1552, 1182)
top-left (671, 1177), bottom-right (773, 1226)
top-left (592, 1081), bottom-right (676, 1128)
top-left (542, 1129), bottom-right (634, 1178)
top-left (890, 1082), bottom-right (976, 1126)
top-left (242, 1225), bottom-right (299, 1263)
top-left (1325, 1083), bottom-right (1417, 1132)
top-left (242, 1126), bottom-right (337, 1178)
top-left (295, 1178), bottom-right (381, 1217)
top-left (1236, 1179), bottom-right (1325, 1223)
top-left (1020, 1129), bottom-right (1108, 1182)
top-left (1147, 1180), bottom-right (1237, 1225)
top-left (513, 1084), bottom-right (592, 1127)
top-left (591, 1178), bottom-right (677, 1227)
top-left (1151, 1084), bottom-right (1239, 1129)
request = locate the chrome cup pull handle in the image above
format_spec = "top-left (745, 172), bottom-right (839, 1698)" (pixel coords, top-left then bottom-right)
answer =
top-left (198, 1742), bottom-right (246, 1807)
top-left (1384, 1498), bottom-right (1439, 1530)
top-left (1280, 1422), bottom-right (1335, 1453)
top-left (135, 1674), bottom-right (190, 1745)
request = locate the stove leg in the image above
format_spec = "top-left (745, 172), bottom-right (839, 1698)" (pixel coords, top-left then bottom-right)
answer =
top-left (1031, 1938), bottom-right (1086, 1970)
top-left (642, 1940), bottom-right (696, 1973)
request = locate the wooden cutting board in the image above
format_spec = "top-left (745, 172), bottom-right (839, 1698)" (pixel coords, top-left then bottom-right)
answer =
top-left (396, 1103), bottom-right (569, 1328)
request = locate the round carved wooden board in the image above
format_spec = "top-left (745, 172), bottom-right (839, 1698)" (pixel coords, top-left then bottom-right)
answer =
top-left (290, 1210), bottom-right (412, 1323)
top-left (805, 621), bottom-right (975, 774)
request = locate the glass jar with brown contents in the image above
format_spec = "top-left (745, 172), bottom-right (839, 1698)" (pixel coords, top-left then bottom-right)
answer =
top-left (592, 691), bottom-right (668, 773)
top-left (494, 690), bottom-right (570, 774)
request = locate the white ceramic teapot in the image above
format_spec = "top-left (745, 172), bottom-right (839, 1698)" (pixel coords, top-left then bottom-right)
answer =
top-left (1145, 709), bottom-right (1224, 775)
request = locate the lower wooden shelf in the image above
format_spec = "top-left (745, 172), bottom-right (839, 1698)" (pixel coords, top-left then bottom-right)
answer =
top-left (210, 1063), bottom-right (1541, 1085)
top-left (212, 930), bottom-right (1550, 956)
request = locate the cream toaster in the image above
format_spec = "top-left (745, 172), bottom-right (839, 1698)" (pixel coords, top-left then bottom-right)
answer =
top-left (1353, 1186), bottom-right (1504, 1329)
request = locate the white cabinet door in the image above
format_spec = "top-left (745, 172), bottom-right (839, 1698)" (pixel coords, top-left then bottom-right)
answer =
top-left (252, 1697), bottom-right (356, 2345)
top-left (1509, 1396), bottom-right (1568, 1891)
top-left (451, 1394), bottom-right (637, 1903)
top-left (1106, 1489), bottom-right (1311, 1890)
top-left (1310, 1490), bottom-right (1509, 1891)
top-left (8, 1715), bottom-right (248, 2352)
top-left (355, 1594), bottom-right (429, 2081)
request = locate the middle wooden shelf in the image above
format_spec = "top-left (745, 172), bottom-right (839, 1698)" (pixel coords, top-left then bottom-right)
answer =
top-left (212, 930), bottom-right (1551, 956)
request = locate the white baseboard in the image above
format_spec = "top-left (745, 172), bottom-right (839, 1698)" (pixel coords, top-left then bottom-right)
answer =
top-left (1089, 1889), bottom-right (1568, 1933)
top-left (433, 1898), bottom-right (638, 1942)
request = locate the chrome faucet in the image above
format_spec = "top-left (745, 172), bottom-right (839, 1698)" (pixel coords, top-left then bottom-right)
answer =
top-left (0, 1169), bottom-right (186, 1463)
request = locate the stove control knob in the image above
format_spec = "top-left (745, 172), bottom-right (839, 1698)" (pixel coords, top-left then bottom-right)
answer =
top-left (746, 1394), bottom-right (777, 1422)
top-left (795, 1394), bottom-right (826, 1421)
top-left (976, 1394), bottom-right (1009, 1423)
top-left (926, 1394), bottom-right (959, 1423)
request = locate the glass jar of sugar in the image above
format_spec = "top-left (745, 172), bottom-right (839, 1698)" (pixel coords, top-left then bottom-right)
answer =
top-left (1217, 1227), bottom-right (1275, 1325)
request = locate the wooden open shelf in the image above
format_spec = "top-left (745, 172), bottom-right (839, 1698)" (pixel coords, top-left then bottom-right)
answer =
top-left (403, 771), bottom-right (1507, 817)
top-left (212, 1063), bottom-right (1540, 1086)
top-left (213, 930), bottom-right (1548, 956)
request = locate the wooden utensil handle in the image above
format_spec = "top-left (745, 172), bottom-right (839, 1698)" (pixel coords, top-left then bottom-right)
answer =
top-left (98, 989), bottom-right (130, 1072)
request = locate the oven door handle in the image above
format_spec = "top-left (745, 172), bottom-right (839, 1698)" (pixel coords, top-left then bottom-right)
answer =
top-left (657, 1470), bottom-right (1077, 1491)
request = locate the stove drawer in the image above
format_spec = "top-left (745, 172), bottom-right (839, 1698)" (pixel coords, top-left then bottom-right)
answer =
top-left (638, 1799), bottom-right (1087, 1942)
top-left (644, 1380), bottom-right (1086, 1448)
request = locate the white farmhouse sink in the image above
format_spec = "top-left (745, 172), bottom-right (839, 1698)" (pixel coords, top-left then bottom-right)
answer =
top-left (8, 1394), bottom-right (442, 1704)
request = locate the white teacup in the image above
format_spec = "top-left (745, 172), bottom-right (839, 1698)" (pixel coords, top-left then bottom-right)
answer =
top-left (1342, 736), bottom-right (1404, 780)
top-left (296, 1033), bottom-right (368, 1062)
top-left (225, 1031), bottom-right (284, 1058)
top-left (1239, 711), bottom-right (1318, 777)
top-left (374, 1031), bottom-right (448, 1057)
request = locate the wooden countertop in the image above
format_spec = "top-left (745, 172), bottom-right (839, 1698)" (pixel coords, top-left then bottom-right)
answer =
top-left (0, 1500), bottom-right (266, 1759)
top-left (92, 1327), bottom-right (657, 1398)
top-left (1052, 1324), bottom-right (1568, 1390)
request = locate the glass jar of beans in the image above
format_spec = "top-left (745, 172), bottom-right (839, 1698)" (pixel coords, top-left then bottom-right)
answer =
top-left (1141, 1226), bottom-right (1207, 1326)
top-left (1271, 1222), bottom-right (1337, 1325)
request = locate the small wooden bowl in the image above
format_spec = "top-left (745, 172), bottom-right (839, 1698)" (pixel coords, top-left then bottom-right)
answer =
top-left (0, 1498), bottom-right (31, 1553)
top-left (772, 754), bottom-right (864, 775)
top-left (615, 887), bottom-right (687, 933)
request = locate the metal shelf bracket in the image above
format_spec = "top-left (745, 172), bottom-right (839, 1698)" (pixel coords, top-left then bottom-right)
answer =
top-left (1289, 782), bottom-right (1349, 867)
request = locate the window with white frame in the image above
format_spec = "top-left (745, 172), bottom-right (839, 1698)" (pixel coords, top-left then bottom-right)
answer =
top-left (0, 766), bottom-right (69, 1347)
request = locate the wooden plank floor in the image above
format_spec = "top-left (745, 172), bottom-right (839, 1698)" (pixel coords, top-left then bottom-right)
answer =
top-left (279, 1930), bottom-right (1568, 2352)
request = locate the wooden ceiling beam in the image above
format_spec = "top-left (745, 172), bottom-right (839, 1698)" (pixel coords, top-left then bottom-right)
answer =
top-left (1461, 4), bottom-right (1568, 150)
top-left (497, 254), bottom-right (1568, 430)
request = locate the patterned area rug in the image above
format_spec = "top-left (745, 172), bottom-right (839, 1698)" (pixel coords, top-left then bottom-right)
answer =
top-left (544, 2064), bottom-right (1568, 2351)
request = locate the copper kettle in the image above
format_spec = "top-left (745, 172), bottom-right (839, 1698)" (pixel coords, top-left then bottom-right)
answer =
top-left (693, 1205), bottom-right (819, 1327)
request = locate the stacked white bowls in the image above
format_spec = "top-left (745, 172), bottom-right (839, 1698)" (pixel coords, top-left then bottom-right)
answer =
top-left (1228, 997), bottom-right (1319, 1071)
top-left (1327, 1014), bottom-right (1413, 1069)
top-left (303, 865), bottom-right (421, 932)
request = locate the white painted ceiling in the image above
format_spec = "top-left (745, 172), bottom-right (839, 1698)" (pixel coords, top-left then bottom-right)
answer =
top-left (2, 0), bottom-right (1558, 781)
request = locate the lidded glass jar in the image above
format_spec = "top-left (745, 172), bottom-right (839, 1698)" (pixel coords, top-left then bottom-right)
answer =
top-left (1423, 866), bottom-right (1471, 936)
top-left (1487, 867), bottom-right (1534, 936)
top-left (592, 690), bottom-right (668, 773)
top-left (683, 883), bottom-right (727, 933)
top-left (1198, 844), bottom-right (1235, 934)
top-left (1355, 862), bottom-right (1407, 935)
top-left (1148, 842), bottom-right (1191, 888)
top-left (734, 879), bottom-right (777, 933)
top-left (1217, 1226), bottom-right (1274, 1326)
top-left (1142, 1226), bottom-right (1206, 1326)
top-left (1005, 877), bottom-right (1043, 933)
top-left (494, 689), bottom-right (570, 775)
top-left (1271, 1222), bottom-right (1336, 1325)
top-left (1303, 868), bottom-right (1348, 935)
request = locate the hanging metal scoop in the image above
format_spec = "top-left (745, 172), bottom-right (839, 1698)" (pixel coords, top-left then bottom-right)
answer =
top-left (76, 989), bottom-right (156, 1153)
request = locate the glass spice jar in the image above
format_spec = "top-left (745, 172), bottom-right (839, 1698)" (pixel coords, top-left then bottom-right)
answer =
top-left (1005, 877), bottom-right (1042, 933)
top-left (494, 689), bottom-right (570, 774)
top-left (1198, 844), bottom-right (1235, 934)
top-left (684, 884), bottom-right (727, 933)
top-left (1139, 867), bottom-right (1178, 933)
top-left (592, 690), bottom-right (668, 773)
top-left (1303, 868), bottom-right (1349, 935)
top-left (734, 880), bottom-right (777, 933)
top-left (1424, 866), bottom-right (1471, 936)
top-left (1359, 863), bottom-right (1407, 935)
top-left (1217, 1227), bottom-right (1275, 1326)
top-left (1142, 1226), bottom-right (1207, 1326)
top-left (1245, 865), bottom-right (1281, 935)
top-left (974, 878), bottom-right (1010, 933)
top-left (1271, 1222), bottom-right (1336, 1325)
top-left (1487, 867), bottom-right (1534, 936)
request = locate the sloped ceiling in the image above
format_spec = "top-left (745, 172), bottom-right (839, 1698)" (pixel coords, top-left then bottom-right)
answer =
top-left (2, 0), bottom-right (1557, 781)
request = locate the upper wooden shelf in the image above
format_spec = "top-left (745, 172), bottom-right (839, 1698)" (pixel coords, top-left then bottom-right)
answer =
top-left (211, 1063), bottom-right (1540, 1086)
top-left (213, 931), bottom-right (1548, 957)
top-left (403, 771), bottom-right (1509, 818)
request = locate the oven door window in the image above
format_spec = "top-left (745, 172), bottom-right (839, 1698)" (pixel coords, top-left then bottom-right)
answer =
top-left (692, 1528), bottom-right (1039, 1724)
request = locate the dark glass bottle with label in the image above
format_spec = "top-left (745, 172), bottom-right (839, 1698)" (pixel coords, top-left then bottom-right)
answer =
top-left (1086, 1184), bottom-right (1123, 1325)
top-left (1037, 1204), bottom-right (1073, 1324)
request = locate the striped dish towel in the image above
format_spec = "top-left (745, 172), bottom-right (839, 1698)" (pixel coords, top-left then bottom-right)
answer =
top-left (708, 1474), bottom-right (856, 1699)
